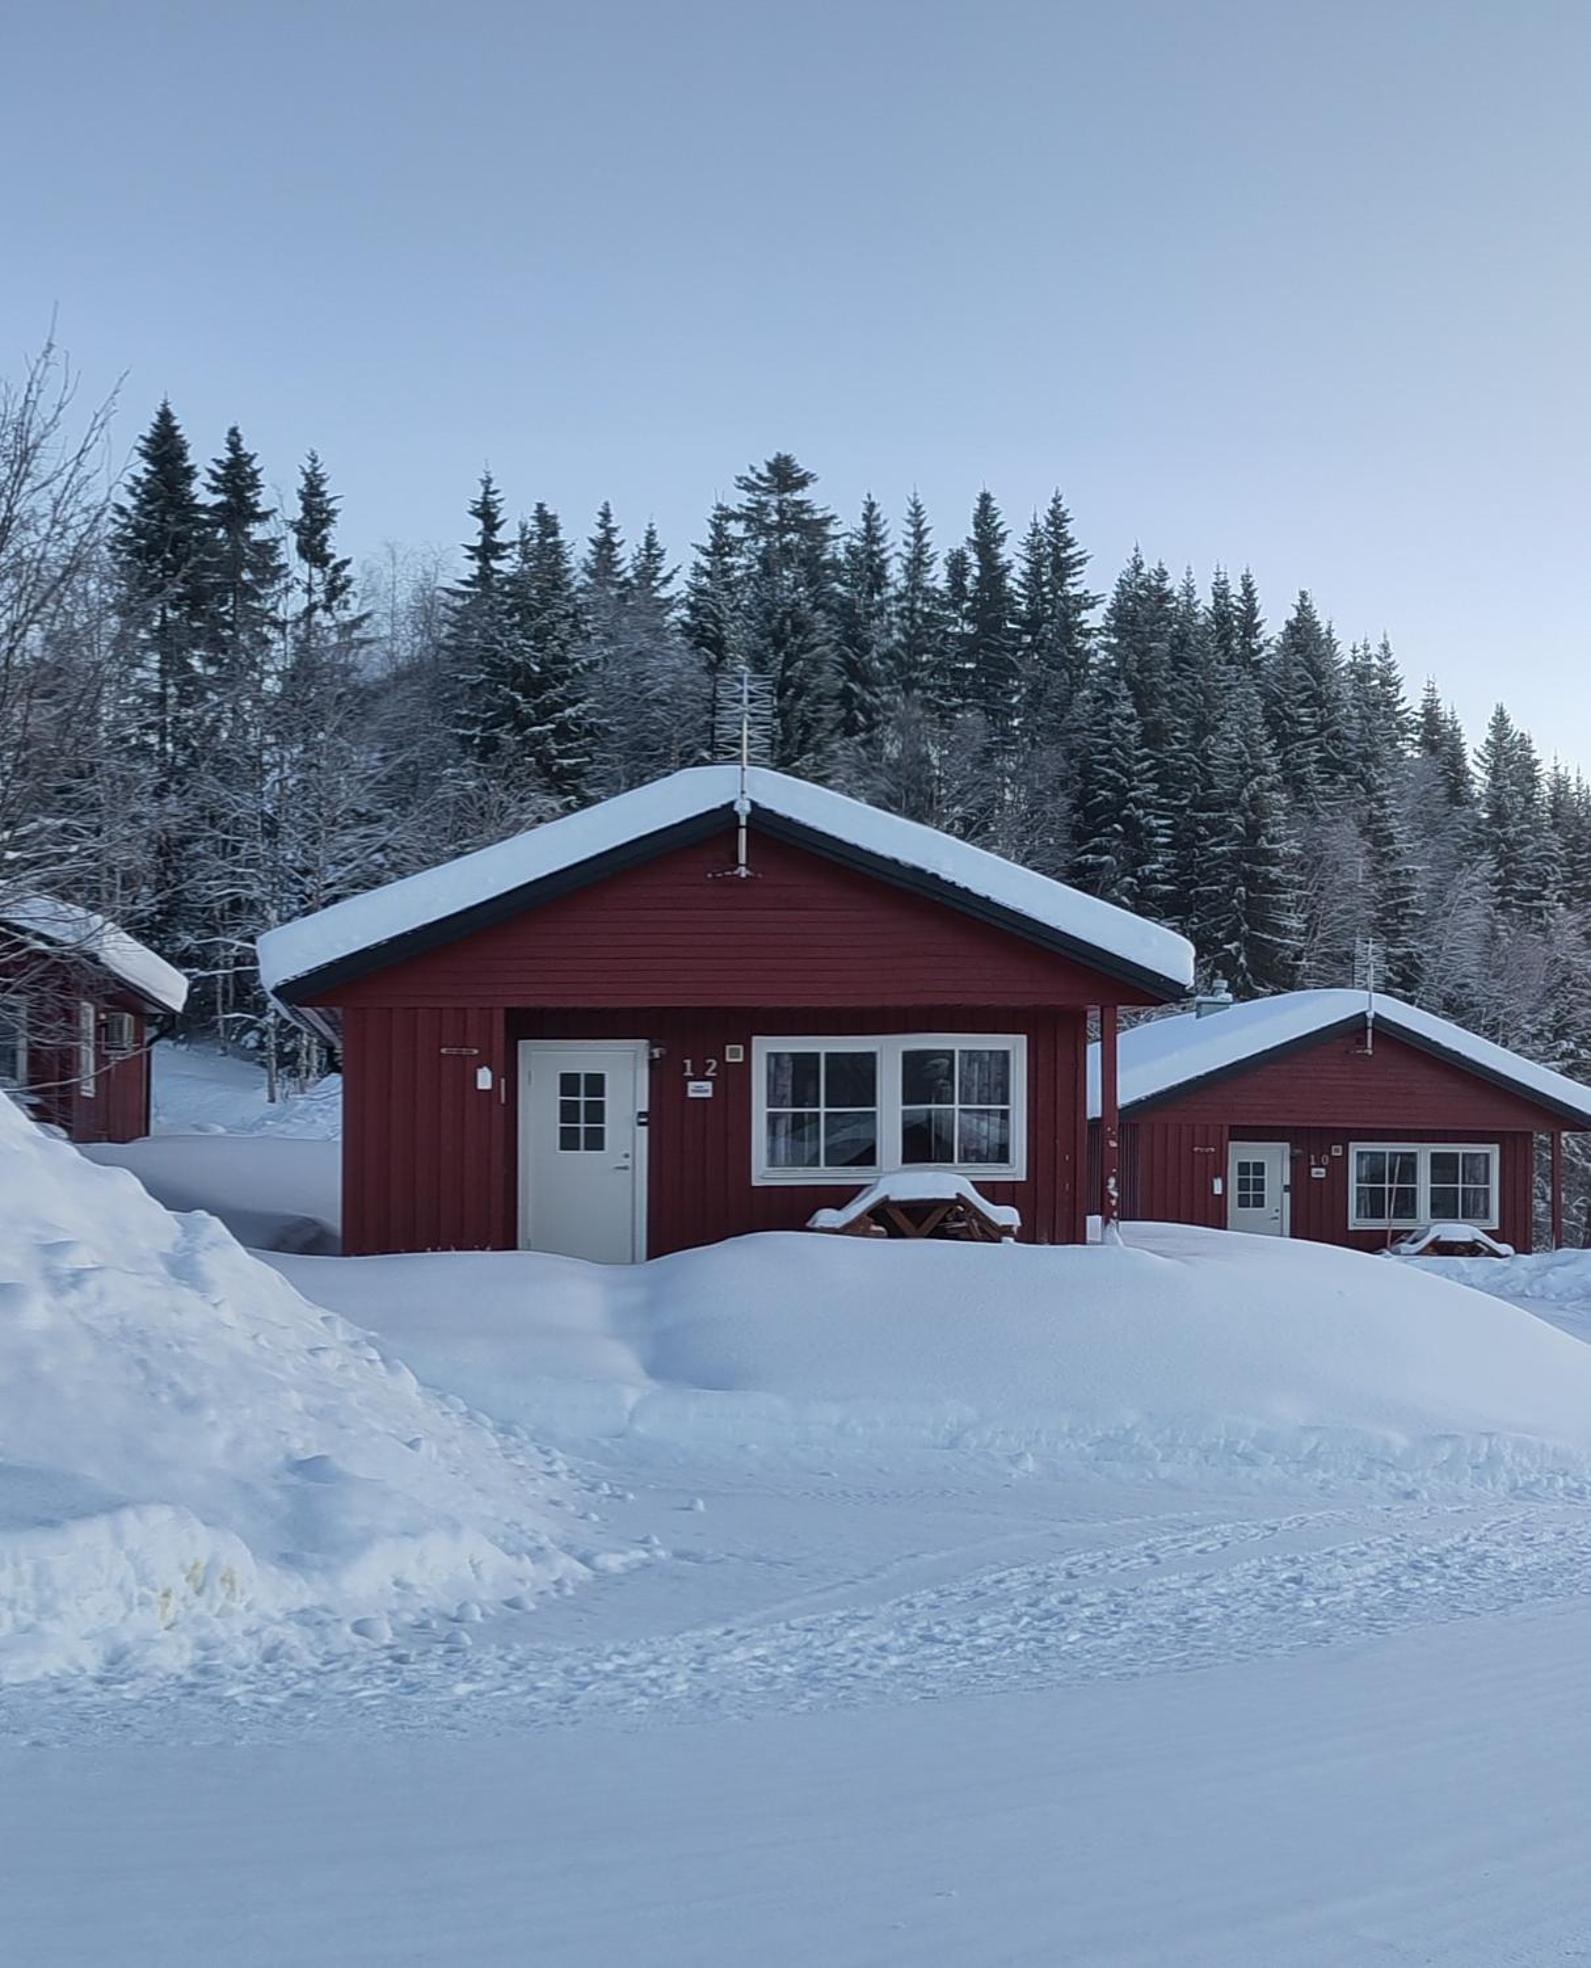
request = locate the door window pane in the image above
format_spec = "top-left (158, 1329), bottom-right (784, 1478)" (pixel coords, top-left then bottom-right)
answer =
top-left (556, 1069), bottom-right (606, 1152)
top-left (1236, 1158), bottom-right (1267, 1210)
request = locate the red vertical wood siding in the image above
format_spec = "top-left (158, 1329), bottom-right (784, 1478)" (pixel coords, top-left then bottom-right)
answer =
top-left (341, 1006), bottom-right (508, 1255)
top-left (1121, 1026), bottom-right (1564, 1253)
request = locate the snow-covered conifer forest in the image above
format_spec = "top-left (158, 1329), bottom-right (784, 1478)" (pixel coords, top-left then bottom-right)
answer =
top-left (5, 342), bottom-right (1588, 1185)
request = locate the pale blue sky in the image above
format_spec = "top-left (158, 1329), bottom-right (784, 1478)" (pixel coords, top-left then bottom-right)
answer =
top-left (6, 0), bottom-right (1589, 761)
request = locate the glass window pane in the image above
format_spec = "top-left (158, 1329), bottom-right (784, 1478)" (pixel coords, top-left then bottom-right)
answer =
top-left (1390, 1151), bottom-right (1418, 1186)
top-left (583, 1073), bottom-right (604, 1098)
top-left (559, 1071), bottom-right (580, 1098)
top-left (902, 1049), bottom-right (955, 1104)
top-left (824, 1110), bottom-right (878, 1168)
top-left (1462, 1152), bottom-right (1492, 1184)
top-left (1355, 1186), bottom-right (1381, 1221)
top-left (583, 1125), bottom-right (605, 1151)
top-left (1389, 1183), bottom-right (1419, 1221)
top-left (1429, 1152), bottom-right (1460, 1186)
top-left (767, 1110), bottom-right (821, 1167)
top-left (958, 1048), bottom-right (1011, 1105)
top-left (1429, 1185), bottom-right (1460, 1219)
top-left (558, 1124), bottom-right (581, 1152)
top-left (1460, 1185), bottom-right (1491, 1219)
top-left (559, 1097), bottom-right (581, 1124)
top-left (1356, 1151), bottom-right (1385, 1185)
top-left (901, 1106), bottom-right (955, 1163)
top-left (824, 1051), bottom-right (876, 1106)
top-left (766, 1050), bottom-right (819, 1108)
top-left (958, 1107), bottom-right (1011, 1164)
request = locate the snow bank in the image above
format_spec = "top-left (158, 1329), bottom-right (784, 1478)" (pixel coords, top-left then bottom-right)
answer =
top-left (275, 1223), bottom-right (1591, 1496)
top-left (0, 1094), bottom-right (597, 1682)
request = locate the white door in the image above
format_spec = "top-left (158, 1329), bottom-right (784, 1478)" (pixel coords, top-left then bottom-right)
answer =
top-left (1227, 1141), bottom-right (1289, 1236)
top-left (519, 1041), bottom-right (647, 1263)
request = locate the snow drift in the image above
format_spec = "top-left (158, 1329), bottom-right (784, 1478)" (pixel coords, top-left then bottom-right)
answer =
top-left (0, 1093), bottom-right (597, 1683)
top-left (279, 1224), bottom-right (1591, 1495)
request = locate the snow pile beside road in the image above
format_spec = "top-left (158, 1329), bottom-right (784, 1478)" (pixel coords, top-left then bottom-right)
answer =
top-left (276, 1223), bottom-right (1591, 1496)
top-left (0, 1095), bottom-right (596, 1683)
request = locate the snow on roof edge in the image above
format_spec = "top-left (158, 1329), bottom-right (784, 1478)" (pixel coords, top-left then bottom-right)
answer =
top-left (1, 895), bottom-right (189, 1014)
top-left (1085, 990), bottom-right (1591, 1126)
top-left (259, 766), bottom-right (1195, 998)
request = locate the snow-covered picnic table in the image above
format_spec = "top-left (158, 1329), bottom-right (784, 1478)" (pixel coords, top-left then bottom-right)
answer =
top-left (807, 1173), bottom-right (1019, 1243)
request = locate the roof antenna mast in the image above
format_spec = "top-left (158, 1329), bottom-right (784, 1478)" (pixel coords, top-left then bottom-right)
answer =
top-left (1353, 936), bottom-right (1379, 1054)
top-left (710, 666), bottom-right (772, 879)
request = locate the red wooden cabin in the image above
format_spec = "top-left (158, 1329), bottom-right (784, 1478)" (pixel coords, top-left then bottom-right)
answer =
top-left (1088, 990), bottom-right (1591, 1253)
top-left (260, 767), bottom-right (1194, 1259)
top-left (0, 898), bottom-right (188, 1143)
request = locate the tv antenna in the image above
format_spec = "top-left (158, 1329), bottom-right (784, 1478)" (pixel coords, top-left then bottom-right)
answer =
top-left (710, 668), bottom-right (773, 879)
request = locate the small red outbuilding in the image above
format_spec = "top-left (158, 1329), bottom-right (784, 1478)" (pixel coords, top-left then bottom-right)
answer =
top-left (0, 897), bottom-right (189, 1143)
top-left (1090, 990), bottom-right (1591, 1253)
top-left (260, 766), bottom-right (1195, 1259)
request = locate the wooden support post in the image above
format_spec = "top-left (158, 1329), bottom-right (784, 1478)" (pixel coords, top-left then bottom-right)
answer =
top-left (1551, 1128), bottom-right (1564, 1252)
top-left (1100, 1005), bottom-right (1120, 1235)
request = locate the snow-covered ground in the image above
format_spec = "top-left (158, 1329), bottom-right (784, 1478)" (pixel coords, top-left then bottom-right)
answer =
top-left (17, 1090), bottom-right (1591, 1963)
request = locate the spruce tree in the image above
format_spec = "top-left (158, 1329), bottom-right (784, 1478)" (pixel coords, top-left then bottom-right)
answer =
top-left (888, 493), bottom-right (947, 705)
top-left (290, 451), bottom-right (356, 627)
top-left (204, 425), bottom-right (285, 692)
top-left (1265, 590), bottom-right (1348, 805)
top-left (1068, 656), bottom-right (1169, 913)
top-left (1234, 568), bottom-right (1265, 670)
top-left (1017, 490), bottom-right (1097, 746)
top-left (960, 491), bottom-right (1019, 744)
top-left (445, 471), bottom-right (519, 766)
top-left (833, 494), bottom-right (891, 745)
top-left (682, 501), bottom-right (743, 751)
top-left (507, 502), bottom-right (594, 804)
top-left (1360, 769), bottom-right (1424, 996)
top-left (733, 453), bottom-right (838, 770)
top-left (111, 401), bottom-right (213, 774)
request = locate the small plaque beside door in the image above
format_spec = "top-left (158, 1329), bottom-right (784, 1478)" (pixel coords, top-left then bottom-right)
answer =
top-left (686, 1080), bottom-right (715, 1099)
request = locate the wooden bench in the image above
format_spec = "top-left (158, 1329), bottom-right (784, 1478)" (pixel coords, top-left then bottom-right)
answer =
top-left (808, 1176), bottom-right (1019, 1244)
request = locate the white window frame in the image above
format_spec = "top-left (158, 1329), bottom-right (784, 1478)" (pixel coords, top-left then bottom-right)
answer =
top-left (1348, 1140), bottom-right (1500, 1231)
top-left (0, 995), bottom-right (27, 1090)
top-left (77, 999), bottom-right (97, 1099)
top-left (752, 1033), bottom-right (1028, 1185)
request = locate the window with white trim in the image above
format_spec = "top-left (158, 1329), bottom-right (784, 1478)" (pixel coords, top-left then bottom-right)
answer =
top-left (753, 1035), bottom-right (1026, 1183)
top-left (1349, 1141), bottom-right (1499, 1230)
top-left (0, 997), bottom-right (26, 1089)
top-left (78, 1000), bottom-right (96, 1099)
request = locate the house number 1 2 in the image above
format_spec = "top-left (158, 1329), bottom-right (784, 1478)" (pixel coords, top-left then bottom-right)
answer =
top-left (681, 1058), bottom-right (719, 1077)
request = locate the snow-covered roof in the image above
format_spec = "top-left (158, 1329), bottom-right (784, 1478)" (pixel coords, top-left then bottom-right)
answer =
top-left (1087, 989), bottom-right (1591, 1127)
top-left (259, 766), bottom-right (1195, 1000)
top-left (0, 895), bottom-right (188, 1015)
